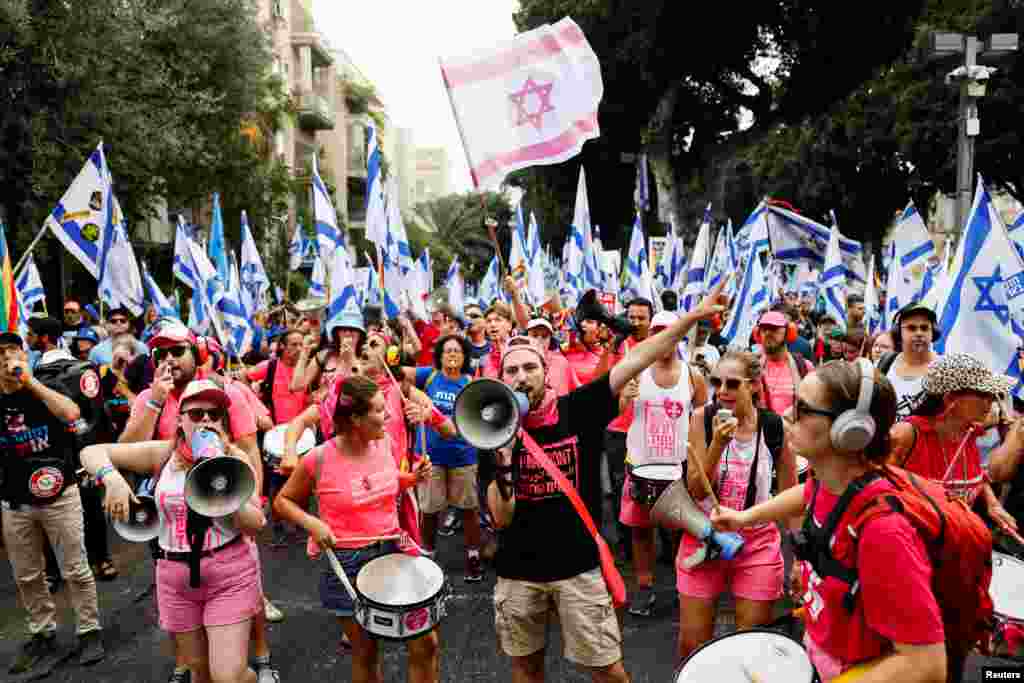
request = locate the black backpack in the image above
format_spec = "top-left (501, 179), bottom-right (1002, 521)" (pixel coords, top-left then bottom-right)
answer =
top-left (877, 351), bottom-right (899, 375)
top-left (259, 358), bottom-right (278, 424)
top-left (702, 402), bottom-right (785, 508)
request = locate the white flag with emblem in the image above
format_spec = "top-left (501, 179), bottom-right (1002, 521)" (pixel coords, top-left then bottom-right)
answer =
top-left (439, 17), bottom-right (603, 190)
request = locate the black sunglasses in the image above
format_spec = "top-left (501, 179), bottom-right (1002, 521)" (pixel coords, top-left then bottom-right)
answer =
top-left (183, 407), bottom-right (225, 422)
top-left (109, 317), bottom-right (129, 324)
top-left (709, 377), bottom-right (748, 391)
top-left (153, 345), bottom-right (190, 363)
top-left (795, 399), bottom-right (839, 421)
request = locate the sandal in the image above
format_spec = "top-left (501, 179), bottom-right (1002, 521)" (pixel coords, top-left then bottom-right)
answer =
top-left (97, 560), bottom-right (118, 581)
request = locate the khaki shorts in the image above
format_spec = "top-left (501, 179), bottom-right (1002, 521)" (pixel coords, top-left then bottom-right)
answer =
top-left (494, 568), bottom-right (622, 668)
top-left (417, 464), bottom-right (479, 514)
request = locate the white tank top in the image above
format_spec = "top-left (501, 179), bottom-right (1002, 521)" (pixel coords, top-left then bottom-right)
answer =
top-left (886, 355), bottom-right (928, 419)
top-left (626, 364), bottom-right (692, 467)
top-left (155, 460), bottom-right (239, 553)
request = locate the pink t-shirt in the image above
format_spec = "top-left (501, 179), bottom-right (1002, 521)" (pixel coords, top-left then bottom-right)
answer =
top-left (303, 437), bottom-right (400, 548)
top-left (761, 355), bottom-right (813, 417)
top-left (248, 359), bottom-right (309, 425)
top-left (130, 378), bottom-right (257, 441)
top-left (318, 373), bottom-right (411, 471)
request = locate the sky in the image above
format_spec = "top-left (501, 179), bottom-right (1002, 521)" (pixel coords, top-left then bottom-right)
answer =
top-left (314, 1), bottom-right (521, 194)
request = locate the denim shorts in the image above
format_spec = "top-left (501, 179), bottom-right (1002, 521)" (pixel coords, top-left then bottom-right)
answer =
top-left (320, 540), bottom-right (399, 617)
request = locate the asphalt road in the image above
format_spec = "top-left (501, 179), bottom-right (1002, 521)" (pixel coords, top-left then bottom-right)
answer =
top-left (0, 502), bottom-right (1022, 682)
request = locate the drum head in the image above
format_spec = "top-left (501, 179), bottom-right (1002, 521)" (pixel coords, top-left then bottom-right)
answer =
top-left (674, 629), bottom-right (815, 682)
top-left (263, 425), bottom-right (316, 458)
top-left (991, 552), bottom-right (1024, 620)
top-left (357, 554), bottom-right (445, 606)
top-left (634, 464), bottom-right (682, 481)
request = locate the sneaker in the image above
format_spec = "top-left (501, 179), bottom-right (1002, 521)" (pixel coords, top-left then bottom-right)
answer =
top-left (439, 509), bottom-right (461, 537)
top-left (255, 660), bottom-right (280, 683)
top-left (465, 554), bottom-right (484, 583)
top-left (9, 633), bottom-right (57, 674)
top-left (167, 669), bottom-right (191, 683)
top-left (77, 630), bottom-right (105, 666)
top-left (263, 597), bottom-right (284, 623)
top-left (628, 587), bottom-right (657, 617)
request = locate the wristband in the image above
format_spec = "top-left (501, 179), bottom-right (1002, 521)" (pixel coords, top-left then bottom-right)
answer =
top-left (145, 398), bottom-right (164, 413)
top-left (95, 464), bottom-right (115, 486)
top-left (427, 407), bottom-right (447, 430)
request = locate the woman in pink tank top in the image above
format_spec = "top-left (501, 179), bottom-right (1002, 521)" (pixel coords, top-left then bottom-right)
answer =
top-left (273, 376), bottom-right (438, 683)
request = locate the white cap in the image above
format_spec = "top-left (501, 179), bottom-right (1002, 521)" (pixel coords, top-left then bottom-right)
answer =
top-left (650, 311), bottom-right (679, 331)
top-left (526, 318), bottom-right (554, 334)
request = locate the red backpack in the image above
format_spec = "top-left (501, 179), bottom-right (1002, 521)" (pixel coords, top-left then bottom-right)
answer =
top-left (805, 466), bottom-right (994, 656)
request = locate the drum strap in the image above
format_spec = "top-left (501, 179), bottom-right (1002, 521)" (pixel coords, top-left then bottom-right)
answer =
top-left (518, 431), bottom-right (626, 608)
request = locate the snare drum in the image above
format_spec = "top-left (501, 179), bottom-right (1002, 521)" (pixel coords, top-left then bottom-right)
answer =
top-left (797, 456), bottom-right (810, 483)
top-left (990, 552), bottom-right (1024, 652)
top-left (630, 463), bottom-right (683, 507)
top-left (673, 628), bottom-right (820, 682)
top-left (262, 424), bottom-right (316, 468)
top-left (355, 553), bottom-right (449, 641)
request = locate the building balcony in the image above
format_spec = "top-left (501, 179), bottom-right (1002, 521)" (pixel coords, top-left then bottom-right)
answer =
top-left (296, 92), bottom-right (334, 131)
top-left (291, 32), bottom-right (333, 68)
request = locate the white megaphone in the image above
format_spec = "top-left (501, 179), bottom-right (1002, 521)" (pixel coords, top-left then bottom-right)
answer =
top-left (113, 491), bottom-right (159, 542)
top-left (649, 477), bottom-right (744, 568)
top-left (184, 428), bottom-right (256, 518)
top-left (453, 379), bottom-right (530, 450)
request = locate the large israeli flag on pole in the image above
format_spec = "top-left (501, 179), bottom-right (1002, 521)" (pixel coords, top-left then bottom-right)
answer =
top-left (207, 193), bottom-right (230, 285)
top-left (621, 214), bottom-right (654, 305)
top-left (819, 223), bottom-right (848, 333)
top-left (16, 255), bottom-right (45, 310)
top-left (766, 204), bottom-right (865, 284)
top-left (309, 250), bottom-right (327, 299)
top-left (312, 154), bottom-right (343, 261)
top-left (44, 141), bottom-right (111, 278)
top-left (446, 257), bottom-right (465, 317)
top-left (478, 255), bottom-right (504, 307)
top-left (142, 262), bottom-right (179, 319)
top-left (173, 216), bottom-right (198, 291)
top-left (526, 212), bottom-right (545, 305)
top-left (864, 256), bottom-right (882, 336)
top-left (937, 176), bottom-right (1024, 397)
top-left (705, 220), bottom-right (738, 300)
top-left (239, 211), bottom-right (270, 313)
top-left (288, 223), bottom-right (303, 271)
top-left (97, 216), bottom-right (145, 317)
top-left (723, 243), bottom-right (768, 347)
top-left (682, 204), bottom-right (712, 313)
top-left (365, 124), bottom-right (388, 248)
top-left (325, 244), bottom-right (358, 337)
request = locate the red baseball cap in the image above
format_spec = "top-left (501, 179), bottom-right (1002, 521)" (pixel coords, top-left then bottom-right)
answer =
top-left (758, 311), bottom-right (788, 328)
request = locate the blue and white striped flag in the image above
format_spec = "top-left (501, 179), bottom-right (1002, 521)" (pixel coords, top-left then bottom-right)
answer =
top-left (478, 255), bottom-right (504, 307)
top-left (682, 204), bottom-right (712, 313)
top-left (864, 256), bottom-right (882, 336)
top-left (142, 262), bottom-right (179, 319)
top-left (765, 204), bottom-right (865, 283)
top-left (309, 250), bottom-right (327, 300)
top-left (16, 255), bottom-right (45, 310)
top-left (634, 153), bottom-right (649, 212)
top-left (819, 223), bottom-right (848, 333)
top-left (705, 220), bottom-right (738, 300)
top-left (173, 216), bottom-right (198, 291)
top-left (288, 222), bottom-right (303, 271)
top-left (621, 213), bottom-right (654, 305)
top-left (239, 211), bottom-right (270, 314)
top-left (44, 141), bottom-right (112, 279)
top-left (526, 212), bottom-right (545, 305)
top-left (723, 243), bottom-right (768, 347)
top-left (509, 201), bottom-right (531, 298)
top-left (207, 193), bottom-right (230, 285)
top-left (936, 176), bottom-right (1024, 398)
top-left (312, 154), bottom-right (343, 260)
top-left (365, 124), bottom-right (388, 248)
top-left (325, 244), bottom-right (358, 338)
top-left (887, 203), bottom-right (936, 306)
top-left (446, 257), bottom-right (465, 317)
top-left (98, 214), bottom-right (145, 317)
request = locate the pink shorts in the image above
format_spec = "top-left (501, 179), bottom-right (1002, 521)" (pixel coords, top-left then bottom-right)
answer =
top-left (676, 523), bottom-right (783, 602)
top-left (156, 537), bottom-right (263, 633)
top-left (618, 473), bottom-right (655, 528)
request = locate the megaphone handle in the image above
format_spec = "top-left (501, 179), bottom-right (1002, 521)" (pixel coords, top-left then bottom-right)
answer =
top-left (323, 546), bottom-right (360, 604)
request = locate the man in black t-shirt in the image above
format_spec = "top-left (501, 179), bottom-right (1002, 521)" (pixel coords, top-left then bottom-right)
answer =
top-left (486, 283), bottom-right (728, 682)
top-left (0, 331), bottom-right (105, 674)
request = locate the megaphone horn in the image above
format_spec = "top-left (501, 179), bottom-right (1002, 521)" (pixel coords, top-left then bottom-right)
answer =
top-left (184, 456), bottom-right (256, 518)
top-left (574, 289), bottom-right (634, 337)
top-left (113, 494), bottom-right (160, 543)
top-left (453, 378), bottom-right (530, 451)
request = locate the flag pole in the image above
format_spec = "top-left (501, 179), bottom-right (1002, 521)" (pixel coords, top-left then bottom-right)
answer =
top-left (13, 225), bottom-right (49, 277)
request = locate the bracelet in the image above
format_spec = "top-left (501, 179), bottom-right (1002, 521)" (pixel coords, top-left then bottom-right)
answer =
top-left (145, 398), bottom-right (164, 413)
top-left (95, 464), bottom-right (115, 486)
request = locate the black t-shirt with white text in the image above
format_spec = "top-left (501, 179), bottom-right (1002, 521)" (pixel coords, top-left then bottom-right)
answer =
top-left (0, 388), bottom-right (76, 505)
top-left (495, 374), bottom-right (617, 582)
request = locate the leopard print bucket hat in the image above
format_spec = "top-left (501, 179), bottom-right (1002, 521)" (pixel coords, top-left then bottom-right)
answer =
top-left (921, 353), bottom-right (1013, 397)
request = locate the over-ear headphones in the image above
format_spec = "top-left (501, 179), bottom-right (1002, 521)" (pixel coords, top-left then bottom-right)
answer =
top-left (830, 358), bottom-right (877, 452)
top-left (890, 305), bottom-right (941, 349)
top-left (193, 337), bottom-right (210, 367)
top-left (752, 322), bottom-right (798, 346)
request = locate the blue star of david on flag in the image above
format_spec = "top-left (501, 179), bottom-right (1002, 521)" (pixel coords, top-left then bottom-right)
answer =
top-left (973, 265), bottom-right (1010, 326)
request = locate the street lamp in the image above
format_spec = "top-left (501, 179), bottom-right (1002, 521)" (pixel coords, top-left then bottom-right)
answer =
top-left (926, 31), bottom-right (1018, 239)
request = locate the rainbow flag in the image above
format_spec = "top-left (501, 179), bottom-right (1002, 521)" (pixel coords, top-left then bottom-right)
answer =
top-left (0, 223), bottom-right (20, 333)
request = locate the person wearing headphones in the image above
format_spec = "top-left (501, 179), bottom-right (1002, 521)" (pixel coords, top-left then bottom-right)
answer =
top-left (712, 360), bottom-right (947, 683)
top-left (757, 311), bottom-right (814, 417)
top-left (876, 303), bottom-right (941, 419)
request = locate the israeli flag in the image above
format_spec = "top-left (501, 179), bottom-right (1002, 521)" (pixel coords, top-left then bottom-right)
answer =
top-left (478, 255), bottom-right (504, 307)
top-left (188, 284), bottom-right (209, 335)
top-left (1008, 211), bottom-right (1024, 262)
top-left (309, 250), bottom-right (327, 300)
top-left (185, 238), bottom-right (230, 347)
top-left (325, 245), bottom-right (358, 334)
top-left (173, 216), bottom-right (198, 290)
top-left (98, 216), bottom-right (145, 317)
top-left (312, 154), bottom-right (343, 261)
top-left (863, 256), bottom-right (882, 336)
top-left (766, 204), bottom-right (865, 283)
top-left (44, 141), bottom-right (111, 278)
top-left (705, 220), bottom-right (738, 300)
top-left (240, 211), bottom-right (270, 313)
top-left (510, 202), bottom-right (531, 287)
top-left (288, 223), bottom-right (303, 271)
top-left (819, 223), bottom-right (848, 333)
top-left (142, 262), bottom-right (179, 319)
top-left (890, 203), bottom-right (936, 300)
top-left (634, 153), bottom-right (649, 212)
top-left (207, 193), bottom-right (230, 285)
top-left (365, 124), bottom-right (388, 248)
top-left (16, 255), bottom-right (45, 310)
top-left (682, 204), bottom-right (712, 313)
top-left (446, 257), bottom-right (465, 317)
top-left (364, 252), bottom-right (383, 310)
top-left (218, 250), bottom-right (253, 357)
top-left (622, 214), bottom-right (654, 305)
top-left (526, 212), bottom-right (545, 305)
top-left (723, 243), bottom-right (768, 347)
top-left (937, 177), bottom-right (1024, 396)
top-left (741, 200), bottom-right (770, 256)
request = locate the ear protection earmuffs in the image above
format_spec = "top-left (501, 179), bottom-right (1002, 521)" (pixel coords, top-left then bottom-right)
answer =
top-left (891, 310), bottom-right (941, 349)
top-left (192, 337), bottom-right (210, 367)
top-left (830, 357), bottom-right (877, 452)
top-left (752, 322), bottom-right (798, 345)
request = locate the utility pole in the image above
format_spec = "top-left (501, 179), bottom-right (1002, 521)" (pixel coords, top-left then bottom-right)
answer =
top-left (927, 32), bottom-right (1018, 240)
